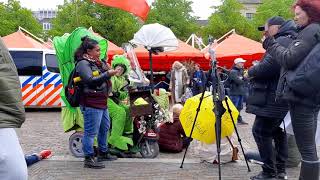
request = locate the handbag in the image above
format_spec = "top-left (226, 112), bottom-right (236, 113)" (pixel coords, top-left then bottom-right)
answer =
top-left (286, 43), bottom-right (320, 96)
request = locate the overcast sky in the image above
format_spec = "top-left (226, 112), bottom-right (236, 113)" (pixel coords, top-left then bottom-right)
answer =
top-left (0, 0), bottom-right (221, 20)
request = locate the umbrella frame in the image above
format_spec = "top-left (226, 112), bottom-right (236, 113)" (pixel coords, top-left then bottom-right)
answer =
top-left (147, 47), bottom-right (164, 93)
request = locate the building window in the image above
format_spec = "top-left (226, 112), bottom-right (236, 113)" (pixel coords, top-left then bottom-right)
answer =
top-left (246, 13), bottom-right (254, 20)
top-left (48, 10), bottom-right (52, 18)
top-left (43, 23), bottom-right (51, 30)
top-left (40, 11), bottom-right (43, 17)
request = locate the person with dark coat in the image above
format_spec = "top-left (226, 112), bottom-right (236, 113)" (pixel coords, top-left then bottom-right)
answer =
top-left (246, 17), bottom-right (297, 180)
top-left (263, 1), bottom-right (320, 179)
top-left (191, 63), bottom-right (206, 96)
top-left (229, 58), bottom-right (248, 125)
top-left (158, 104), bottom-right (186, 152)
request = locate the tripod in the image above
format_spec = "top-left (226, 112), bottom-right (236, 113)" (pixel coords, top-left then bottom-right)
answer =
top-left (180, 40), bottom-right (251, 180)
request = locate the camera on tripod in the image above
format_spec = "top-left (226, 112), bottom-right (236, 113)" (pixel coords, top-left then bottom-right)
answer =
top-left (180, 36), bottom-right (251, 179)
top-left (208, 35), bottom-right (215, 44)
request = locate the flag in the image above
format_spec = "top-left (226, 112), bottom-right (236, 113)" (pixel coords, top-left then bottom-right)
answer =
top-left (93, 0), bottom-right (151, 21)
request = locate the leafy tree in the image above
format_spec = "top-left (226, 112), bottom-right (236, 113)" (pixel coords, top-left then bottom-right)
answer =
top-left (146, 0), bottom-right (199, 40)
top-left (251, 0), bottom-right (296, 40)
top-left (202, 0), bottom-right (256, 42)
top-left (49, 0), bottom-right (140, 46)
top-left (0, 0), bottom-right (42, 37)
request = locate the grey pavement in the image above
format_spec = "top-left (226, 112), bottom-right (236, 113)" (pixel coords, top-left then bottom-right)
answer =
top-left (17, 109), bottom-right (305, 179)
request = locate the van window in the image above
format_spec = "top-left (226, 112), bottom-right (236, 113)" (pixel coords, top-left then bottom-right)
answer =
top-left (10, 51), bottom-right (42, 76)
top-left (45, 54), bottom-right (60, 73)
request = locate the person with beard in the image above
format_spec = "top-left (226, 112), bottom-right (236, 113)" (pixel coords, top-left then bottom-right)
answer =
top-left (246, 16), bottom-right (297, 180)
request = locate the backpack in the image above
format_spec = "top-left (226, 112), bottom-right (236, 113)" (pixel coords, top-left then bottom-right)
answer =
top-left (286, 42), bottom-right (320, 97)
top-left (65, 62), bottom-right (81, 107)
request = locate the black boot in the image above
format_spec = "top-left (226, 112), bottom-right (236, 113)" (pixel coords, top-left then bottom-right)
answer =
top-left (84, 156), bottom-right (105, 169)
top-left (97, 151), bottom-right (118, 162)
top-left (250, 171), bottom-right (276, 180)
top-left (299, 160), bottom-right (320, 180)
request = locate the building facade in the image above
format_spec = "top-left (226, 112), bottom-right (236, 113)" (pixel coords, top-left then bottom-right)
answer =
top-left (238, 0), bottom-right (262, 20)
top-left (33, 9), bottom-right (57, 31)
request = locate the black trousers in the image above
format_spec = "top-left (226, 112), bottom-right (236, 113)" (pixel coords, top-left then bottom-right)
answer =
top-left (252, 116), bottom-right (288, 174)
top-left (289, 102), bottom-right (319, 161)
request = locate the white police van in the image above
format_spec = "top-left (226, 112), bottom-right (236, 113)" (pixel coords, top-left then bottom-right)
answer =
top-left (9, 48), bottom-right (62, 108)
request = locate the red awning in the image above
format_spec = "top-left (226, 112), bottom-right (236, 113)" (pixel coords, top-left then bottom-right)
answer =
top-left (107, 41), bottom-right (124, 60)
top-left (135, 40), bottom-right (208, 71)
top-left (214, 33), bottom-right (265, 68)
top-left (2, 30), bottom-right (49, 49)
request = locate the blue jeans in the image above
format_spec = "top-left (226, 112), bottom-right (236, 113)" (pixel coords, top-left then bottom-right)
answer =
top-left (80, 106), bottom-right (110, 156)
top-left (230, 95), bottom-right (244, 123)
top-left (229, 95), bottom-right (244, 110)
top-left (25, 155), bottom-right (40, 166)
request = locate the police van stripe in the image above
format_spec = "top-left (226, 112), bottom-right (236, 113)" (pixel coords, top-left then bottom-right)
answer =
top-left (44, 74), bottom-right (59, 87)
top-left (32, 72), bottom-right (50, 87)
top-left (22, 65), bottom-right (63, 107)
top-left (22, 76), bottom-right (36, 88)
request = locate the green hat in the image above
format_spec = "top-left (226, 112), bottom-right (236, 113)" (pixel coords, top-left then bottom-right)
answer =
top-left (111, 55), bottom-right (131, 75)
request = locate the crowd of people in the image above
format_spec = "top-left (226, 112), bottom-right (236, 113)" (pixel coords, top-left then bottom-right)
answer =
top-left (0, 0), bottom-right (319, 179)
top-left (167, 1), bottom-right (320, 179)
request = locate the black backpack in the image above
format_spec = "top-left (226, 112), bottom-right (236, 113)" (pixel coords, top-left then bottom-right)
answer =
top-left (65, 62), bottom-right (81, 107)
top-left (286, 42), bottom-right (320, 96)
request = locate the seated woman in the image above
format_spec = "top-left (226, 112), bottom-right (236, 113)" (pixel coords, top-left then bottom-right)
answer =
top-left (158, 104), bottom-right (187, 153)
top-left (108, 55), bottom-right (134, 152)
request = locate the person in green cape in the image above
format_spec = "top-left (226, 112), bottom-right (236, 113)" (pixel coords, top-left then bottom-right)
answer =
top-left (108, 55), bottom-right (134, 152)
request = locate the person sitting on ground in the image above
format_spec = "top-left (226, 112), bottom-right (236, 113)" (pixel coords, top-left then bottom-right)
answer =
top-left (25, 150), bottom-right (52, 167)
top-left (158, 104), bottom-right (187, 153)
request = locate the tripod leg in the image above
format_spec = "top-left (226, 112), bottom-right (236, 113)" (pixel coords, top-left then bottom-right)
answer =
top-left (215, 120), bottom-right (222, 180)
top-left (180, 90), bottom-right (207, 168)
top-left (214, 99), bottom-right (225, 180)
top-left (224, 97), bottom-right (251, 172)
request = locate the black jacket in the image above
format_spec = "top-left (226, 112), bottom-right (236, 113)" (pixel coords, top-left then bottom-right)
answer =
top-left (76, 59), bottom-right (110, 93)
top-left (265, 22), bottom-right (320, 106)
top-left (229, 66), bottom-right (246, 96)
top-left (76, 59), bottom-right (111, 108)
top-left (246, 20), bottom-right (297, 118)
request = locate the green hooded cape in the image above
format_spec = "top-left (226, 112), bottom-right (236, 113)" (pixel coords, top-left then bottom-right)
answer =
top-left (53, 27), bottom-right (108, 132)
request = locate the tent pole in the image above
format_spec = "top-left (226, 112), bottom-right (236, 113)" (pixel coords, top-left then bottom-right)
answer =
top-left (149, 50), bottom-right (154, 93)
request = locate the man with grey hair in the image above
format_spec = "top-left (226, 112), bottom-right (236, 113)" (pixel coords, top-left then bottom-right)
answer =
top-left (229, 57), bottom-right (248, 125)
